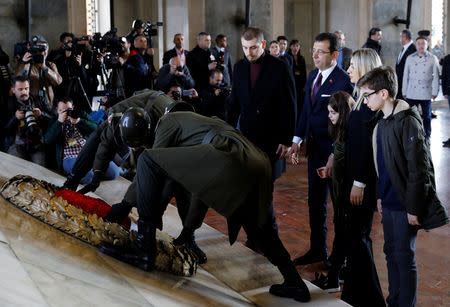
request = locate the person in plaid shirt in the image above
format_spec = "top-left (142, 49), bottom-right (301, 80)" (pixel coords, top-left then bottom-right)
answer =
top-left (44, 97), bottom-right (122, 184)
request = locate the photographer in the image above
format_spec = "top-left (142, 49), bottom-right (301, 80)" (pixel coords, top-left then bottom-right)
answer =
top-left (123, 35), bottom-right (155, 97)
top-left (155, 56), bottom-right (195, 93)
top-left (166, 83), bottom-right (200, 111)
top-left (15, 35), bottom-right (62, 112)
top-left (49, 32), bottom-right (89, 111)
top-left (199, 69), bottom-right (229, 120)
top-left (1, 76), bottom-right (52, 164)
top-left (210, 34), bottom-right (232, 86)
top-left (43, 97), bottom-right (121, 184)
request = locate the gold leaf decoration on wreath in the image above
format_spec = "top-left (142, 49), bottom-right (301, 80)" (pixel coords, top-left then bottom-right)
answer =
top-left (0, 175), bottom-right (198, 276)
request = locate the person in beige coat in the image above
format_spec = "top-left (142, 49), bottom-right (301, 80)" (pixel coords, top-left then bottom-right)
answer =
top-left (402, 36), bottom-right (439, 138)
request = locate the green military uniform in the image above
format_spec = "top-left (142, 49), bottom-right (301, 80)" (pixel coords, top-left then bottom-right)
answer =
top-left (93, 90), bottom-right (173, 173)
top-left (143, 112), bottom-right (273, 243)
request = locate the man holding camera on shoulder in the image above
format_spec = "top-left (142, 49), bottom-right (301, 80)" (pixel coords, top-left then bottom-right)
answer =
top-left (199, 69), bottom-right (229, 120)
top-left (15, 35), bottom-right (62, 112)
top-left (1, 76), bottom-right (52, 165)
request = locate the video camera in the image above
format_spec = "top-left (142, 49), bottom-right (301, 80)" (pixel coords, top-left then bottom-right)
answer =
top-left (91, 28), bottom-right (123, 66)
top-left (62, 36), bottom-right (91, 57)
top-left (130, 19), bottom-right (163, 48)
top-left (64, 107), bottom-right (81, 119)
top-left (14, 36), bottom-right (47, 64)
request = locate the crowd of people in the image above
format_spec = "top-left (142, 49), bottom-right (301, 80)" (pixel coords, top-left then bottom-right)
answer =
top-left (0, 21), bottom-right (449, 306)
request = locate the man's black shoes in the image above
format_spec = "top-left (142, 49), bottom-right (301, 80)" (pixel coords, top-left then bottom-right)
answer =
top-left (293, 249), bottom-right (327, 266)
top-left (311, 272), bottom-right (341, 293)
top-left (99, 220), bottom-right (156, 271)
top-left (269, 280), bottom-right (311, 302)
top-left (173, 228), bottom-right (207, 264)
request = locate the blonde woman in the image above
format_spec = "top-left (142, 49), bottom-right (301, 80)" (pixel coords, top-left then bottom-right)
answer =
top-left (314, 48), bottom-right (385, 307)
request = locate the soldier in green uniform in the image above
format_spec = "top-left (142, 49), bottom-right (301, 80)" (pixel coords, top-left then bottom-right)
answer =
top-left (100, 109), bottom-right (311, 302)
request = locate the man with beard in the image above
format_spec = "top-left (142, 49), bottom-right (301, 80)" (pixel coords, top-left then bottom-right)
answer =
top-left (1, 76), bottom-right (52, 164)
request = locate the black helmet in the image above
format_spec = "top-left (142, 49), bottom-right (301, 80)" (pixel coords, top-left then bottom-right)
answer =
top-left (119, 107), bottom-right (151, 147)
top-left (164, 101), bottom-right (195, 114)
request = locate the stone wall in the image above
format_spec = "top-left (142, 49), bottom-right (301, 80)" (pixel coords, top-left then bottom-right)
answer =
top-left (0, 0), bottom-right (68, 62)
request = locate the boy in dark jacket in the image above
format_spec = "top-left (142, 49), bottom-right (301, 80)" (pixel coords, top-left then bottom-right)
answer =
top-left (357, 66), bottom-right (448, 307)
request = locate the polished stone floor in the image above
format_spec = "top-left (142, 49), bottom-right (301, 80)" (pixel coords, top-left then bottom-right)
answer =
top-left (204, 100), bottom-right (450, 307)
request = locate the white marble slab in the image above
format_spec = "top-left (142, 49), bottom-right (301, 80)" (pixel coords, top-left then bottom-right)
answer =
top-left (0, 242), bottom-right (48, 307)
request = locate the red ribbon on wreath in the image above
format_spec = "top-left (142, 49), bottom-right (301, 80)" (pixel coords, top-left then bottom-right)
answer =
top-left (55, 190), bottom-right (131, 230)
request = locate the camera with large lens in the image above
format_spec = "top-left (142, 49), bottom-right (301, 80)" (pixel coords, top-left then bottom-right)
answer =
top-left (218, 83), bottom-right (230, 96)
top-left (64, 108), bottom-right (80, 119)
top-left (19, 105), bottom-right (39, 134)
top-left (172, 90), bottom-right (182, 101)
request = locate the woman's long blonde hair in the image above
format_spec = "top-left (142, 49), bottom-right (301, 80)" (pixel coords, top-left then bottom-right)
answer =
top-left (351, 48), bottom-right (382, 110)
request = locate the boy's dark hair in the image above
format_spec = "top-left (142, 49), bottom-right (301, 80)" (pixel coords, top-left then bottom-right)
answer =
top-left (314, 32), bottom-right (339, 53)
top-left (277, 35), bottom-right (288, 42)
top-left (241, 27), bottom-right (264, 43)
top-left (12, 75), bottom-right (29, 86)
top-left (59, 32), bottom-right (74, 43)
top-left (328, 91), bottom-right (354, 142)
top-left (356, 66), bottom-right (398, 99)
top-left (269, 40), bottom-right (279, 46)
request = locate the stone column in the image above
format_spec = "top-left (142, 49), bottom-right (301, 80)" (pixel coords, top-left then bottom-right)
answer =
top-left (188, 0), bottom-right (206, 50)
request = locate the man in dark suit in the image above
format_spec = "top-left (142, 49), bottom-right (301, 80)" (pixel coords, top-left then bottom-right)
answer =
top-left (162, 33), bottom-right (189, 66)
top-left (277, 35), bottom-right (294, 69)
top-left (186, 32), bottom-right (216, 92)
top-left (395, 29), bottom-right (416, 99)
top-left (289, 32), bottom-right (353, 265)
top-left (334, 30), bottom-right (352, 71)
top-left (228, 27), bottom-right (296, 174)
top-left (210, 34), bottom-right (233, 86)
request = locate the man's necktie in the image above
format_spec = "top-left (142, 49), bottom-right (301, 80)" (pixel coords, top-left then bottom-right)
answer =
top-left (397, 47), bottom-right (405, 64)
top-left (312, 72), bottom-right (323, 104)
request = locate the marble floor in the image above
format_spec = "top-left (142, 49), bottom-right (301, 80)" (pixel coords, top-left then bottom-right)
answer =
top-left (204, 100), bottom-right (450, 307)
top-left (0, 152), bottom-right (350, 306)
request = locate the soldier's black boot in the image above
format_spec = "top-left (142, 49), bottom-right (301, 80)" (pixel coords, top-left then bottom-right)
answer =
top-left (104, 200), bottom-right (133, 224)
top-left (269, 261), bottom-right (311, 302)
top-left (99, 219), bottom-right (156, 271)
top-left (173, 227), bottom-right (207, 264)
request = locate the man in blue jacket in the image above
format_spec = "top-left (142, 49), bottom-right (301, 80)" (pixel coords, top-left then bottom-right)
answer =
top-left (289, 32), bottom-right (353, 265)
